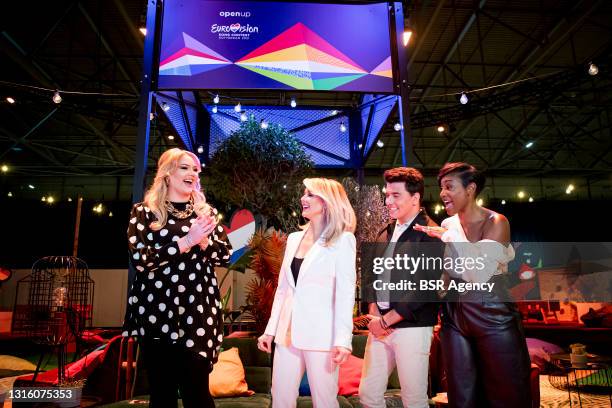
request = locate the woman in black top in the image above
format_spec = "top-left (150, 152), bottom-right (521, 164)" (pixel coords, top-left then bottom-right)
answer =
top-left (123, 148), bottom-right (232, 408)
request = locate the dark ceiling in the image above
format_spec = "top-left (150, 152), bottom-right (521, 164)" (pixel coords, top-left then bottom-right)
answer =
top-left (1, 0), bottom-right (611, 203)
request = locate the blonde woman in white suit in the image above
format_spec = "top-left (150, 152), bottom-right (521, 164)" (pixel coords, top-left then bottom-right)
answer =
top-left (257, 178), bottom-right (357, 408)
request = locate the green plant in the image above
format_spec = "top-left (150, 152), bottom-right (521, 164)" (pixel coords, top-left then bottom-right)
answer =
top-left (241, 229), bottom-right (287, 334)
top-left (205, 118), bottom-right (313, 230)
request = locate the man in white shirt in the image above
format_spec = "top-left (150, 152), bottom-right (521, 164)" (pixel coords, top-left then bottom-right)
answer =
top-left (359, 167), bottom-right (442, 408)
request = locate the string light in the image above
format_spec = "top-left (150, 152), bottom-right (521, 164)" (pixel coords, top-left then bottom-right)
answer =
top-left (376, 140), bottom-right (384, 148)
top-left (358, 143), bottom-right (363, 149)
top-left (6, 97), bottom-right (15, 104)
top-left (291, 211), bottom-right (297, 217)
top-left (234, 102), bottom-right (241, 112)
top-left (67, 197), bottom-right (73, 202)
top-left (197, 145), bottom-right (204, 154)
top-left (41, 196), bottom-right (47, 202)
top-left (517, 191), bottom-right (525, 199)
top-left (1, 164), bottom-right (8, 173)
top-left (161, 102), bottom-right (170, 112)
top-left (434, 204), bottom-right (443, 215)
top-left (459, 92), bottom-right (468, 105)
top-left (167, 135), bottom-right (175, 140)
top-left (566, 184), bottom-right (575, 194)
top-left (501, 200), bottom-right (506, 205)
top-left (109, 212), bottom-right (113, 217)
top-left (588, 62), bottom-right (599, 76)
top-left (240, 112), bottom-right (248, 122)
top-left (290, 98), bottom-right (297, 108)
top-left (260, 119), bottom-right (268, 129)
top-left (28, 184), bottom-right (35, 189)
top-left (402, 30), bottom-right (412, 46)
top-left (331, 110), bottom-right (338, 116)
top-left (139, 27), bottom-right (147, 36)
top-left (528, 197), bottom-right (534, 202)
top-left (52, 91), bottom-right (62, 104)
top-left (213, 94), bottom-right (220, 104)
top-left (393, 123), bottom-right (402, 131)
top-left (339, 122), bottom-right (347, 132)
top-left (437, 125), bottom-right (446, 133)
top-left (7, 192), bottom-right (12, 197)
top-left (477, 198), bottom-right (483, 206)
top-left (525, 141), bottom-right (534, 148)
top-left (47, 196), bottom-right (55, 204)
top-left (212, 105), bottom-right (218, 114)
top-left (149, 112), bottom-right (155, 120)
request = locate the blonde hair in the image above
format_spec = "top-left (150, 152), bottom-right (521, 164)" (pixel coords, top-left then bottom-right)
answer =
top-left (301, 178), bottom-right (356, 246)
top-left (144, 148), bottom-right (212, 230)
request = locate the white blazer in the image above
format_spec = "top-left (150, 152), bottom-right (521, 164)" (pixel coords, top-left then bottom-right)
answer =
top-left (264, 230), bottom-right (356, 351)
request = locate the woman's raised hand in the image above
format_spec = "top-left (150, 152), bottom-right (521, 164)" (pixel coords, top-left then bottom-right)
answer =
top-left (413, 224), bottom-right (447, 239)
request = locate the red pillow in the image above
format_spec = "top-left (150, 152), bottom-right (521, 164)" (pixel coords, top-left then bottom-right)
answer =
top-left (338, 355), bottom-right (363, 396)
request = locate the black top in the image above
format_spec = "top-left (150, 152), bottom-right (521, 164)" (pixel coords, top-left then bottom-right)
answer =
top-left (123, 202), bottom-right (232, 370)
top-left (291, 257), bottom-right (304, 284)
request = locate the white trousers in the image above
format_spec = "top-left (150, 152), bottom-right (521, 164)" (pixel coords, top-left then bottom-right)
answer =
top-left (359, 326), bottom-right (433, 408)
top-left (271, 343), bottom-right (339, 408)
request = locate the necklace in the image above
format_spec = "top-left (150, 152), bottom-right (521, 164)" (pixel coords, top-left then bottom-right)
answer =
top-left (164, 198), bottom-right (194, 219)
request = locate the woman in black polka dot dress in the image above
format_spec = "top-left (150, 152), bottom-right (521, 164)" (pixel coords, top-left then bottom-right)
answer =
top-left (123, 148), bottom-right (232, 408)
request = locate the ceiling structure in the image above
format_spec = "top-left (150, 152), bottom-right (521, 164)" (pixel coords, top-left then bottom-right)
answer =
top-left (1, 0), bottom-right (611, 204)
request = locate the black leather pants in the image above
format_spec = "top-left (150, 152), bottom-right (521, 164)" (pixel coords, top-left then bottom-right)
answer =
top-left (441, 280), bottom-right (532, 408)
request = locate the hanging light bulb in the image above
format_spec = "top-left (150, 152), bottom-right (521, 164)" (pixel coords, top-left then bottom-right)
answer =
top-left (52, 91), bottom-right (62, 104)
top-left (139, 27), bottom-right (147, 36)
top-left (437, 125), bottom-right (446, 133)
top-left (525, 141), bottom-right (534, 148)
top-left (234, 102), bottom-right (241, 112)
top-left (260, 119), bottom-right (269, 129)
top-left (213, 94), bottom-right (220, 104)
top-left (161, 102), bottom-right (170, 112)
top-left (240, 112), bottom-right (247, 122)
top-left (167, 135), bottom-right (175, 140)
top-left (393, 123), bottom-right (402, 131)
top-left (339, 122), bottom-right (347, 132)
top-left (197, 145), bottom-right (204, 154)
top-left (377, 140), bottom-right (384, 148)
top-left (331, 110), bottom-right (338, 116)
top-left (501, 200), bottom-right (506, 205)
top-left (212, 105), bottom-right (218, 114)
top-left (459, 92), bottom-right (468, 105)
top-left (358, 143), bottom-right (363, 149)
top-left (6, 97), bottom-right (15, 104)
top-left (588, 62), bottom-right (599, 76)
top-left (290, 98), bottom-right (297, 108)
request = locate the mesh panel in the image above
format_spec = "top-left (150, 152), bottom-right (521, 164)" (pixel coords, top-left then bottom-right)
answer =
top-left (158, 93), bottom-right (192, 151)
top-left (364, 96), bottom-right (396, 155)
top-left (303, 146), bottom-right (347, 167)
top-left (295, 115), bottom-right (350, 160)
top-left (207, 106), bottom-right (349, 166)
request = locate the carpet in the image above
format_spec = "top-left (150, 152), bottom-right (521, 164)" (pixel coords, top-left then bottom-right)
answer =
top-left (539, 375), bottom-right (611, 407)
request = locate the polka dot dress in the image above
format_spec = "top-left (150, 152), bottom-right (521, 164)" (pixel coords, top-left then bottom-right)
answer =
top-left (122, 202), bottom-right (232, 370)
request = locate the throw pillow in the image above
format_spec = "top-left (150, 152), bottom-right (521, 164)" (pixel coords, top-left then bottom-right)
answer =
top-left (338, 355), bottom-right (363, 396)
top-left (209, 347), bottom-right (255, 397)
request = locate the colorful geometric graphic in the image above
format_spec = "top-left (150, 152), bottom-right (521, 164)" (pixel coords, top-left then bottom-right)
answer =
top-left (235, 23), bottom-right (368, 90)
top-left (371, 56), bottom-right (393, 78)
top-left (159, 33), bottom-right (231, 76)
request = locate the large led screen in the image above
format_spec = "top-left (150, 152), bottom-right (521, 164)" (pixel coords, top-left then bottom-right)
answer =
top-left (157, 1), bottom-right (394, 92)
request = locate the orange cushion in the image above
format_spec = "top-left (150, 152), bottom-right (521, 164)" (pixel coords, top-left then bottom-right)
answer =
top-left (338, 355), bottom-right (363, 396)
top-left (209, 347), bottom-right (255, 398)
